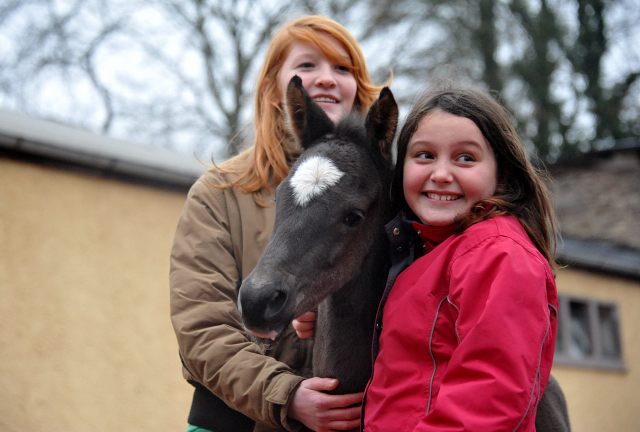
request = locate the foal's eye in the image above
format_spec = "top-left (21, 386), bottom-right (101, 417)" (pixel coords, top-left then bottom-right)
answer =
top-left (344, 210), bottom-right (364, 227)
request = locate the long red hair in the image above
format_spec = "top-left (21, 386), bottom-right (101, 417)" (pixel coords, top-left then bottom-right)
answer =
top-left (217, 15), bottom-right (387, 204)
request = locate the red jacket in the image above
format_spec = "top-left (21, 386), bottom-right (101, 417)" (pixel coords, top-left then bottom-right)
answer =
top-left (363, 214), bottom-right (558, 432)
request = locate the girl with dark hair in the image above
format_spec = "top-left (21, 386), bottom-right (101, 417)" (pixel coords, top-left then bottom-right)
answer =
top-left (362, 82), bottom-right (559, 432)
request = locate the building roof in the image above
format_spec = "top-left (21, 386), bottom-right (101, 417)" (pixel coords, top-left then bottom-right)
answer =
top-left (0, 109), bottom-right (207, 189)
top-left (549, 140), bottom-right (640, 279)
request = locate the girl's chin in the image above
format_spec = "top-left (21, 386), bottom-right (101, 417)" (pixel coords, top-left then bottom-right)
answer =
top-left (415, 210), bottom-right (462, 226)
top-left (319, 107), bottom-right (347, 123)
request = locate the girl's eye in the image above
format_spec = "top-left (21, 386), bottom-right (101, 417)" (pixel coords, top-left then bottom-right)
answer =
top-left (298, 62), bottom-right (314, 69)
top-left (335, 65), bottom-right (351, 73)
top-left (457, 154), bottom-right (475, 163)
top-left (416, 152), bottom-right (434, 160)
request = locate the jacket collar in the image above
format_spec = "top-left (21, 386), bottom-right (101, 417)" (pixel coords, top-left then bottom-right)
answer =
top-left (410, 221), bottom-right (455, 253)
top-left (385, 210), bottom-right (455, 259)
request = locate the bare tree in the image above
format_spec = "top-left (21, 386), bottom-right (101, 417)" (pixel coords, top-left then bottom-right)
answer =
top-left (397, 0), bottom-right (640, 160)
top-left (570, 0), bottom-right (640, 147)
top-left (142, 0), bottom-right (305, 156)
top-left (0, 0), bottom-right (125, 132)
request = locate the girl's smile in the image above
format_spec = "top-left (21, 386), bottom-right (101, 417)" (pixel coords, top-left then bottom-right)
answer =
top-left (403, 109), bottom-right (498, 226)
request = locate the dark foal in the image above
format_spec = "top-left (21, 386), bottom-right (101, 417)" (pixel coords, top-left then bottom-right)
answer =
top-left (239, 75), bottom-right (397, 394)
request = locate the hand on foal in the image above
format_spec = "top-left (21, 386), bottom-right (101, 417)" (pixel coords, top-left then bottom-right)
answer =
top-left (288, 377), bottom-right (363, 432)
top-left (292, 310), bottom-right (317, 339)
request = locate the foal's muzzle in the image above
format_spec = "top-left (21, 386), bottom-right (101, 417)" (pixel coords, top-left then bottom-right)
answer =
top-left (238, 280), bottom-right (292, 340)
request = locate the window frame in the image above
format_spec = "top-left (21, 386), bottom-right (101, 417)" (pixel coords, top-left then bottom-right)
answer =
top-left (554, 294), bottom-right (626, 372)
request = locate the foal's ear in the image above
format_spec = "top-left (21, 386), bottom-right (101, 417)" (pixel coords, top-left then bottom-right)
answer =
top-left (365, 87), bottom-right (398, 161)
top-left (285, 76), bottom-right (335, 150)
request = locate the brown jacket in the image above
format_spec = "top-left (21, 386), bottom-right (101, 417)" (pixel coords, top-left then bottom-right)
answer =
top-left (170, 151), bottom-right (313, 431)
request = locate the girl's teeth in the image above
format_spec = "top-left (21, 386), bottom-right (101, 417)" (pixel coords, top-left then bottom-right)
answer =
top-left (314, 97), bottom-right (337, 103)
top-left (428, 193), bottom-right (458, 201)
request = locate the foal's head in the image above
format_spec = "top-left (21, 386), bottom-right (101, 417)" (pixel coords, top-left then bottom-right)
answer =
top-left (238, 76), bottom-right (398, 340)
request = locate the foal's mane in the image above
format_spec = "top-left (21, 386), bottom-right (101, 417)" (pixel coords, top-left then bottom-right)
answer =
top-left (333, 112), bottom-right (390, 173)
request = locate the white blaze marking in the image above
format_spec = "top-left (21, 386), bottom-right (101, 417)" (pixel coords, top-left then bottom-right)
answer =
top-left (290, 155), bottom-right (345, 206)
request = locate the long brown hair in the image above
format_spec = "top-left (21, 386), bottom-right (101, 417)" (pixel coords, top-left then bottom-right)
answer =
top-left (219, 15), bottom-right (387, 204)
top-left (393, 82), bottom-right (559, 269)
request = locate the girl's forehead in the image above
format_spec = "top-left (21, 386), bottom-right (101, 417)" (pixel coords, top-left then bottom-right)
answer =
top-left (408, 110), bottom-right (496, 157)
top-left (286, 33), bottom-right (352, 65)
top-left (412, 110), bottom-right (482, 140)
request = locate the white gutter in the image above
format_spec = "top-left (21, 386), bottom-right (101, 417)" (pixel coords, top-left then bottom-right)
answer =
top-left (0, 110), bottom-right (207, 187)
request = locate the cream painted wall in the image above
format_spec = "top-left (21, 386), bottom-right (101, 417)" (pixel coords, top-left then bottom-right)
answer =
top-left (0, 158), bottom-right (193, 431)
top-left (552, 268), bottom-right (640, 432)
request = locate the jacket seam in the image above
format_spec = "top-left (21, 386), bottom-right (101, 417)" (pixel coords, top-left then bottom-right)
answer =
top-left (512, 306), bottom-right (551, 432)
top-left (427, 296), bottom-right (449, 415)
top-left (179, 349), bottom-right (197, 380)
top-left (446, 298), bottom-right (462, 344)
top-left (199, 178), bottom-right (230, 225)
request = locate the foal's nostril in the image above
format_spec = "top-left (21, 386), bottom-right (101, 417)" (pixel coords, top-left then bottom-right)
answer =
top-left (265, 289), bottom-right (288, 318)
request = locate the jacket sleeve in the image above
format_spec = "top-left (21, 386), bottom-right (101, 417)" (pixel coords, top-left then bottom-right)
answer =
top-left (416, 235), bottom-right (556, 431)
top-left (169, 177), bottom-right (305, 429)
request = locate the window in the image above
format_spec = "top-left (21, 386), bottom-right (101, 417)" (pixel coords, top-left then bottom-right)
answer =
top-left (554, 295), bottom-right (625, 371)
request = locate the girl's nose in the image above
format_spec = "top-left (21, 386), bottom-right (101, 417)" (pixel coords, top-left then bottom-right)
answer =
top-left (430, 161), bottom-right (453, 184)
top-left (314, 63), bottom-right (336, 88)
